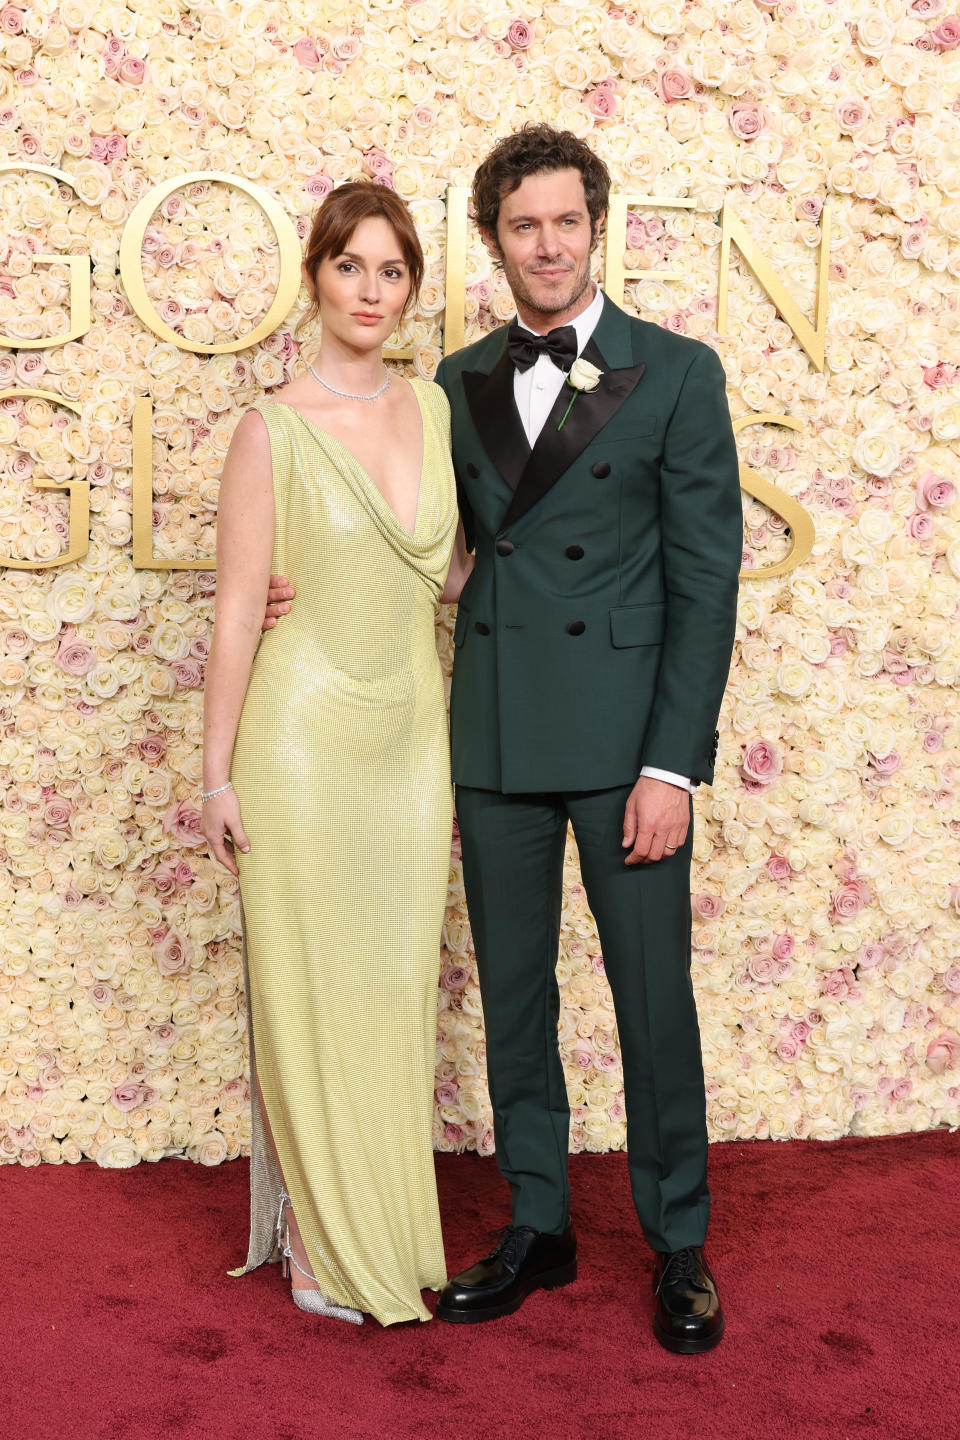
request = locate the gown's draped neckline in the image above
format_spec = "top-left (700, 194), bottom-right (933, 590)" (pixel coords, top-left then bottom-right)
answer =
top-left (265, 388), bottom-right (450, 568)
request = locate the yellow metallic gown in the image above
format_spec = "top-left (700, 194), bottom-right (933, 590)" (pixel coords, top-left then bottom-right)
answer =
top-left (229, 380), bottom-right (457, 1325)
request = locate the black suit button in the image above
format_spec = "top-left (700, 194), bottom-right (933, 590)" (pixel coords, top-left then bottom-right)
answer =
top-left (474, 621), bottom-right (490, 636)
top-left (496, 539), bottom-right (515, 556)
top-left (467, 463), bottom-right (479, 478)
top-left (566, 620), bottom-right (586, 636)
top-left (565, 545), bottom-right (584, 560)
top-left (592, 461), bottom-right (611, 479)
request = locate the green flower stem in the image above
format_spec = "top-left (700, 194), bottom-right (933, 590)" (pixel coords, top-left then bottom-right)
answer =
top-left (557, 390), bottom-right (578, 431)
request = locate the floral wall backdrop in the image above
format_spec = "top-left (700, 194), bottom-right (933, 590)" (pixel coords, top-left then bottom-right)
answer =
top-left (1, 0), bottom-right (959, 1168)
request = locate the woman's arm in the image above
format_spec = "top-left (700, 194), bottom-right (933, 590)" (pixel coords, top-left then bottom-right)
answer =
top-left (440, 516), bottom-right (474, 604)
top-left (201, 410), bottom-right (275, 874)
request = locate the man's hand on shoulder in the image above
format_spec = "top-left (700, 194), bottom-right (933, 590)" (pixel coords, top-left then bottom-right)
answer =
top-left (263, 574), bottom-right (295, 631)
top-left (622, 775), bottom-right (690, 866)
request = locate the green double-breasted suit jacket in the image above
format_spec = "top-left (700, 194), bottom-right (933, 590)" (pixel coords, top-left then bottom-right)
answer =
top-left (435, 293), bottom-right (743, 795)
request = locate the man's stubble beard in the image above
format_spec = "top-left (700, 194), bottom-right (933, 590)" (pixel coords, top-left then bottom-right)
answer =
top-left (501, 255), bottom-right (593, 323)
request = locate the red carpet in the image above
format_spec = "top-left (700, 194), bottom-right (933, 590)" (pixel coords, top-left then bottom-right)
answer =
top-left (2, 1133), bottom-right (957, 1440)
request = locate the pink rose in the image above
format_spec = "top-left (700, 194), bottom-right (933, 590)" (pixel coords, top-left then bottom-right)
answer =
top-left (909, 0), bottom-right (945, 15)
top-left (294, 37), bottom-right (321, 66)
top-left (118, 56), bottom-right (146, 85)
top-left (741, 738), bottom-right (783, 785)
top-left (439, 965), bottom-right (470, 991)
top-left (728, 102), bottom-right (768, 141)
top-left (943, 966), bottom-right (960, 994)
top-left (89, 983), bottom-right (113, 1009)
top-left (443, 1123), bottom-right (463, 1144)
top-left (767, 855), bottom-right (791, 880)
top-left (153, 926), bottom-right (191, 976)
top-left (831, 880), bottom-right (870, 920)
top-left (138, 733), bottom-right (167, 762)
top-left (749, 954), bottom-right (776, 983)
top-left (858, 944), bottom-right (883, 970)
top-left (932, 14), bottom-right (960, 46)
top-left (55, 639), bottom-right (96, 675)
top-left (44, 798), bottom-right (73, 828)
top-left (434, 1081), bottom-right (459, 1105)
top-left (170, 659), bottom-right (203, 689)
top-left (163, 799), bottom-right (204, 847)
top-left (507, 19), bottom-right (534, 48)
top-left (658, 68), bottom-right (693, 103)
top-left (868, 751), bottom-right (901, 775)
top-left (921, 362), bottom-right (958, 389)
top-left (926, 1032), bottom-right (960, 1073)
top-left (112, 1082), bottom-right (154, 1111)
top-left (923, 730), bottom-right (944, 752)
top-left (586, 87), bottom-right (618, 119)
top-left (836, 97), bottom-right (868, 131)
top-left (304, 170), bottom-right (333, 201)
top-left (796, 195), bottom-right (823, 221)
top-left (150, 1023), bottom-right (179, 1047)
top-left (692, 893), bottom-right (724, 920)
top-left (89, 135), bottom-right (110, 163)
top-left (477, 1126), bottom-right (496, 1156)
top-left (152, 867), bottom-right (177, 897)
top-left (772, 933), bottom-right (795, 961)
top-left (915, 471), bottom-right (956, 509)
top-left (364, 149), bottom-right (395, 181)
top-left (907, 512), bottom-right (935, 541)
top-left (0, 6), bottom-right (24, 34)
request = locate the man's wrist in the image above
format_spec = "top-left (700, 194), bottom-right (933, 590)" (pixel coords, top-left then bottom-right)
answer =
top-left (639, 766), bottom-right (695, 795)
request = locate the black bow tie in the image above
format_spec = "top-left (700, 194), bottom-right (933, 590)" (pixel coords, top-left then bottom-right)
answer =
top-left (506, 321), bottom-right (578, 374)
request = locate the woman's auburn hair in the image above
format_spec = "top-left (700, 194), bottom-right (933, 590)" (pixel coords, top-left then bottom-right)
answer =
top-left (300, 180), bottom-right (425, 327)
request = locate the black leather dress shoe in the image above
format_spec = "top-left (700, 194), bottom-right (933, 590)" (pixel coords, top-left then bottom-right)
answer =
top-left (436, 1222), bottom-right (577, 1323)
top-left (652, 1247), bottom-right (724, 1353)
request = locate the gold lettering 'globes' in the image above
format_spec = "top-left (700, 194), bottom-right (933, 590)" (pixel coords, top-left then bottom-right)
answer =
top-left (0, 172), bottom-right (828, 575)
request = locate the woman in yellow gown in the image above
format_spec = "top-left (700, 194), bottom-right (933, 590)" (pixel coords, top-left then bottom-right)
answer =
top-left (201, 184), bottom-right (470, 1325)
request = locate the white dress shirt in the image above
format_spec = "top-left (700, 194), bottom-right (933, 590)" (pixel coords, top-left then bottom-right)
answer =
top-left (511, 285), bottom-right (695, 797)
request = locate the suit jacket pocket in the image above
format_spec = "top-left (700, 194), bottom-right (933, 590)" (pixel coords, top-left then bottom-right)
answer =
top-left (453, 602), bottom-right (470, 647)
top-left (610, 603), bottom-right (666, 647)
top-left (605, 414), bottom-right (658, 441)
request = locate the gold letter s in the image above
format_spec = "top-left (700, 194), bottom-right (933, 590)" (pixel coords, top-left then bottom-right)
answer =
top-left (734, 413), bottom-right (815, 580)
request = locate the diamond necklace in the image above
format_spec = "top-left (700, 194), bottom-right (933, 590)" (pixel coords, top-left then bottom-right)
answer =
top-left (308, 361), bottom-right (390, 402)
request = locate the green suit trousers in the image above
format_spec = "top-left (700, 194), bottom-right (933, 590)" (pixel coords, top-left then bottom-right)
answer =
top-left (456, 782), bottom-right (710, 1255)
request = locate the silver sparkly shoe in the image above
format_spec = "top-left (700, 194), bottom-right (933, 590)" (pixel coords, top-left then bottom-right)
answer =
top-left (274, 1190), bottom-right (363, 1325)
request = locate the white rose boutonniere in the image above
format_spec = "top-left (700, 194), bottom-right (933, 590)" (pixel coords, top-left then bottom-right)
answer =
top-left (558, 357), bottom-right (603, 430)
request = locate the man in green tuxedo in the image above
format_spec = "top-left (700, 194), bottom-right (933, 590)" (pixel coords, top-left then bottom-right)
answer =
top-left (264, 125), bottom-right (742, 1352)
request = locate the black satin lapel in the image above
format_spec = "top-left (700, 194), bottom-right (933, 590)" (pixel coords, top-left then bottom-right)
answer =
top-left (499, 338), bottom-right (646, 532)
top-left (462, 351), bottom-right (531, 492)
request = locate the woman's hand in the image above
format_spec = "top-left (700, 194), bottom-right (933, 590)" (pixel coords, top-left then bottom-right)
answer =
top-left (263, 574), bottom-right (295, 630)
top-left (202, 788), bottom-right (251, 876)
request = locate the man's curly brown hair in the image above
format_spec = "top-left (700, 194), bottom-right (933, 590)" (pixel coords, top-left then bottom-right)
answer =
top-left (472, 123), bottom-right (610, 248)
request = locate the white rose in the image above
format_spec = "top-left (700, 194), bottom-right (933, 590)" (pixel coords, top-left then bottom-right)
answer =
top-left (567, 358), bottom-right (603, 393)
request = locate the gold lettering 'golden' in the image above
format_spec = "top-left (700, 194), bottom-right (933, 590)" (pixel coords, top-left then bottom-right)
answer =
top-left (443, 187), bottom-right (469, 357)
top-left (734, 413), bottom-right (815, 579)
top-left (602, 194), bottom-right (830, 374)
top-left (132, 397), bottom-right (212, 569)
top-left (0, 165), bottom-right (92, 350)
top-left (603, 194), bottom-right (696, 298)
top-left (0, 388), bottom-right (89, 568)
top-left (719, 199), bottom-right (831, 372)
top-left (118, 171), bottom-right (303, 354)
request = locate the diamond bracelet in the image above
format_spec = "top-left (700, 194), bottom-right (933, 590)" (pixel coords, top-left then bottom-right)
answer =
top-left (201, 781), bottom-right (233, 803)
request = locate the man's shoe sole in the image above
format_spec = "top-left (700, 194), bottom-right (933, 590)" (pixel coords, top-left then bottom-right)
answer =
top-left (435, 1260), bottom-right (578, 1323)
top-left (653, 1313), bottom-right (725, 1354)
